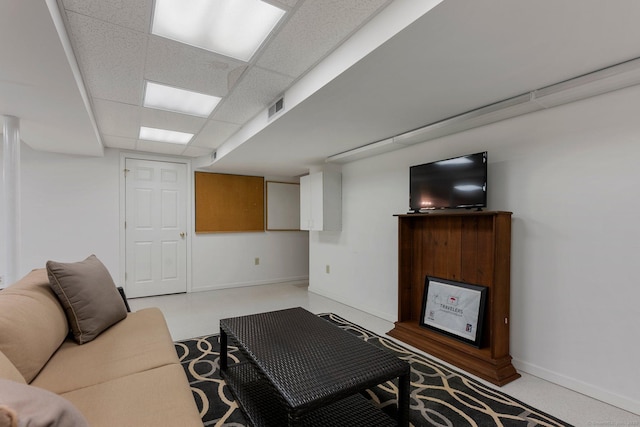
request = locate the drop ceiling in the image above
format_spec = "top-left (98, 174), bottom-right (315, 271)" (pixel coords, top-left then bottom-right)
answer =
top-left (3, 0), bottom-right (640, 177)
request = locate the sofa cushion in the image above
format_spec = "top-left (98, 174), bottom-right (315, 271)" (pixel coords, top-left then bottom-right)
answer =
top-left (31, 308), bottom-right (179, 394)
top-left (47, 255), bottom-right (127, 344)
top-left (0, 351), bottom-right (25, 384)
top-left (60, 364), bottom-right (203, 427)
top-left (0, 379), bottom-right (89, 427)
top-left (0, 269), bottom-right (69, 383)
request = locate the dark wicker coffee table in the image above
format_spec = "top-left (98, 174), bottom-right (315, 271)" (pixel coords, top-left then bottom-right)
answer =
top-left (220, 307), bottom-right (410, 426)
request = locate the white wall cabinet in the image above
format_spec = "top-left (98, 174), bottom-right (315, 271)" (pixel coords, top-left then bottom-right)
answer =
top-left (300, 171), bottom-right (341, 231)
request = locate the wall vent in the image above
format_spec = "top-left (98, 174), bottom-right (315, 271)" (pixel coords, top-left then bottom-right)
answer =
top-left (268, 97), bottom-right (284, 119)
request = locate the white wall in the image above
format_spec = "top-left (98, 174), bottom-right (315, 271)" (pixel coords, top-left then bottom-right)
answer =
top-left (0, 146), bottom-right (308, 291)
top-left (190, 173), bottom-right (308, 291)
top-left (191, 231), bottom-right (308, 291)
top-left (309, 84), bottom-right (640, 413)
top-left (1, 145), bottom-right (121, 276)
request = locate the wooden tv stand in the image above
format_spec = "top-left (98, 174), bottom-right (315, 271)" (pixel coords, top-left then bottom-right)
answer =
top-left (388, 211), bottom-right (520, 386)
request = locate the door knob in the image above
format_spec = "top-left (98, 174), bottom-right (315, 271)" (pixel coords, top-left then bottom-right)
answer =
top-left (180, 232), bottom-right (185, 238)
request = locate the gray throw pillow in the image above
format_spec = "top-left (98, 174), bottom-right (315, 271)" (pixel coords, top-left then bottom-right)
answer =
top-left (0, 379), bottom-right (89, 427)
top-left (46, 255), bottom-right (127, 344)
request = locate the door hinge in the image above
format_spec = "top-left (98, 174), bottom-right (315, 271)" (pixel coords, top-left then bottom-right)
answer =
top-left (124, 221), bottom-right (127, 229)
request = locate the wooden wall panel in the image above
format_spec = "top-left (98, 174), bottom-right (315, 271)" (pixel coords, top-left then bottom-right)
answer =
top-left (410, 221), bottom-right (425, 322)
top-left (195, 172), bottom-right (264, 233)
top-left (460, 215), bottom-right (494, 286)
top-left (398, 219), bottom-right (417, 322)
top-left (423, 216), bottom-right (462, 281)
top-left (391, 211), bottom-right (518, 386)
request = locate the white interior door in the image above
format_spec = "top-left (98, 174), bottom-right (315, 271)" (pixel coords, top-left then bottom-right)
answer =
top-left (125, 159), bottom-right (187, 297)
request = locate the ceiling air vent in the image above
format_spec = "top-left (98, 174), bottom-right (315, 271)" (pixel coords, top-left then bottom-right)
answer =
top-left (268, 97), bottom-right (284, 119)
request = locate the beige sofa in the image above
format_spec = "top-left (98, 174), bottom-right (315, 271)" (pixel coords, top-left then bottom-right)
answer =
top-left (0, 268), bottom-right (202, 427)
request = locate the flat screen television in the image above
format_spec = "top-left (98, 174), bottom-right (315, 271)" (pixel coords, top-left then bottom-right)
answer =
top-left (410, 151), bottom-right (487, 212)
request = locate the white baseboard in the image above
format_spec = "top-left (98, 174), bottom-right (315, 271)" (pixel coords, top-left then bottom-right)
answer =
top-left (308, 285), bottom-right (396, 323)
top-left (191, 276), bottom-right (309, 293)
top-left (512, 358), bottom-right (639, 415)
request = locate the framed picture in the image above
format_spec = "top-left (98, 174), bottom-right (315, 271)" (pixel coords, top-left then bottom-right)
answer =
top-left (419, 276), bottom-right (488, 347)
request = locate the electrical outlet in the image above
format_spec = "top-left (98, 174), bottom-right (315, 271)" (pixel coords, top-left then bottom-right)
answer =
top-left (325, 265), bottom-right (330, 274)
top-left (254, 257), bottom-right (260, 265)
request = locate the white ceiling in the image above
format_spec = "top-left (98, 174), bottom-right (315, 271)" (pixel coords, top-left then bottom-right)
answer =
top-left (3, 1), bottom-right (640, 177)
top-left (0, 0), bottom-right (102, 156)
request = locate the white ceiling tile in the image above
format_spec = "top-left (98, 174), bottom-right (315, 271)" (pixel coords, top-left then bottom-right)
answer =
top-left (140, 108), bottom-right (206, 133)
top-left (62, 0), bottom-right (152, 32)
top-left (227, 66), bottom-right (247, 92)
top-left (213, 67), bottom-right (294, 124)
top-left (66, 11), bottom-right (146, 105)
top-left (92, 99), bottom-right (141, 138)
top-left (257, 0), bottom-right (391, 77)
top-left (136, 139), bottom-right (187, 155)
top-left (182, 145), bottom-right (212, 157)
top-left (145, 36), bottom-right (247, 97)
top-left (101, 134), bottom-right (136, 150)
top-left (191, 120), bottom-right (241, 149)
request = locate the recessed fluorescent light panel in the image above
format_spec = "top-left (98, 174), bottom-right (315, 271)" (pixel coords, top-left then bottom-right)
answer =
top-left (144, 82), bottom-right (221, 117)
top-left (139, 126), bottom-right (194, 144)
top-left (152, 0), bottom-right (286, 62)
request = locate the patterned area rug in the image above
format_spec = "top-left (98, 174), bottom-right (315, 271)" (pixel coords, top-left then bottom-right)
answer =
top-left (174, 313), bottom-right (572, 427)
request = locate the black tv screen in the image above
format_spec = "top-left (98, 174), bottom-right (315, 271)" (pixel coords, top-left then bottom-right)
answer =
top-left (410, 152), bottom-right (487, 211)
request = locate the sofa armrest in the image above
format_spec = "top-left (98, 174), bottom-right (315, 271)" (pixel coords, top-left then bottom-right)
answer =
top-left (117, 287), bottom-right (131, 313)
